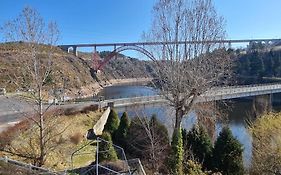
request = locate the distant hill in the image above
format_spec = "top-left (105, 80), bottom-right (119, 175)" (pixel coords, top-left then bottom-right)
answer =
top-left (0, 42), bottom-right (155, 95)
top-left (233, 49), bottom-right (281, 85)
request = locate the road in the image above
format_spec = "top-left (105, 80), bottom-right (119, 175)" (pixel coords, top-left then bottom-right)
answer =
top-left (0, 95), bottom-right (98, 132)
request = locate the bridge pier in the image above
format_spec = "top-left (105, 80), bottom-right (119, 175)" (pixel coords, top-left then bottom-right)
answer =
top-left (252, 94), bottom-right (272, 117)
top-left (58, 45), bottom-right (78, 56)
top-left (72, 46), bottom-right (78, 56)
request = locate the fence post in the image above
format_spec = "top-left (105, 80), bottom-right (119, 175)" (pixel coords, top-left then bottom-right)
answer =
top-left (4, 156), bottom-right (8, 163)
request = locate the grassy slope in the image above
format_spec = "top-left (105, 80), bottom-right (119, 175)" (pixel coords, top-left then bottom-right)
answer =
top-left (0, 43), bottom-right (155, 95)
top-left (0, 110), bottom-right (102, 171)
top-left (0, 43), bottom-right (96, 92)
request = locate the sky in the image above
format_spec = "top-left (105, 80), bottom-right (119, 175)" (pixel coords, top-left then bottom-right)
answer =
top-left (0, 0), bottom-right (281, 54)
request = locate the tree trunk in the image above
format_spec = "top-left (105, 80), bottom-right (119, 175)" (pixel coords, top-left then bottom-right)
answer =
top-left (38, 87), bottom-right (45, 166)
top-left (175, 108), bottom-right (184, 131)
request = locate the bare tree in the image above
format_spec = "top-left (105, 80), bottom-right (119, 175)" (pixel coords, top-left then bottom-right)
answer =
top-left (143, 0), bottom-right (231, 132)
top-left (127, 113), bottom-right (170, 174)
top-left (0, 6), bottom-right (61, 166)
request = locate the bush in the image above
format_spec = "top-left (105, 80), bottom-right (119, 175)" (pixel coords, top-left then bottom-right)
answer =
top-left (185, 160), bottom-right (207, 175)
top-left (99, 131), bottom-right (118, 162)
top-left (169, 127), bottom-right (183, 175)
top-left (212, 127), bottom-right (244, 175)
top-left (81, 104), bottom-right (99, 113)
top-left (249, 113), bottom-right (281, 174)
top-left (104, 109), bottom-right (120, 135)
top-left (114, 112), bottom-right (130, 148)
top-left (183, 125), bottom-right (213, 170)
top-left (69, 132), bottom-right (83, 145)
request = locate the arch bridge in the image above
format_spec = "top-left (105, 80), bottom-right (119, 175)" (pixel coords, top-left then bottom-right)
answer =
top-left (58, 38), bottom-right (281, 71)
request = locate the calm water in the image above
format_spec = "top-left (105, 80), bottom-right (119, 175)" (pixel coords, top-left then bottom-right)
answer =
top-left (97, 84), bottom-right (281, 169)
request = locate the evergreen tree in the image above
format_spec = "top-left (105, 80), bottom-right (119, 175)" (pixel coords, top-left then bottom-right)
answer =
top-left (149, 114), bottom-right (169, 145)
top-left (98, 131), bottom-right (118, 162)
top-left (184, 125), bottom-right (213, 170)
top-left (170, 127), bottom-right (183, 175)
top-left (114, 112), bottom-right (130, 149)
top-left (212, 127), bottom-right (244, 175)
top-left (104, 109), bottom-right (120, 135)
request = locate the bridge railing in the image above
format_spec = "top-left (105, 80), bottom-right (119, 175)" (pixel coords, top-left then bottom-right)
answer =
top-left (99, 83), bottom-right (281, 106)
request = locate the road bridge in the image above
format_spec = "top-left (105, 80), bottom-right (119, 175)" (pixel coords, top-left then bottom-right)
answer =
top-left (58, 38), bottom-right (281, 71)
top-left (98, 83), bottom-right (281, 108)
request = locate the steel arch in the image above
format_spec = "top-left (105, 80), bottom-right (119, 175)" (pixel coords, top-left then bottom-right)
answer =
top-left (96, 45), bottom-right (156, 70)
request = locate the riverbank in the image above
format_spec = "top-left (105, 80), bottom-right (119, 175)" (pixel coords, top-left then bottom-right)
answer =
top-left (65, 77), bottom-right (153, 100)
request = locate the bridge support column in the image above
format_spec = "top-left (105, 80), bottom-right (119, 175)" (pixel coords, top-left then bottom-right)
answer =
top-left (73, 46), bottom-right (78, 57)
top-left (252, 94), bottom-right (272, 117)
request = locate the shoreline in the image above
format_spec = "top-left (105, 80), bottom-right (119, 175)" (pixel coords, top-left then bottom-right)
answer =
top-left (65, 77), bottom-right (153, 100)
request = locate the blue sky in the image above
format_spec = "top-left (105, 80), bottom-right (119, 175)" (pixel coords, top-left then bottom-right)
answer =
top-left (0, 0), bottom-right (281, 54)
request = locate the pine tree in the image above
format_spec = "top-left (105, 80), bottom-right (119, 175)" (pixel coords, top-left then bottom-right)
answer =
top-left (212, 127), bottom-right (244, 175)
top-left (114, 112), bottom-right (130, 149)
top-left (104, 109), bottom-right (120, 135)
top-left (149, 114), bottom-right (169, 145)
top-left (98, 131), bottom-right (118, 162)
top-left (170, 127), bottom-right (183, 175)
top-left (184, 125), bottom-right (213, 170)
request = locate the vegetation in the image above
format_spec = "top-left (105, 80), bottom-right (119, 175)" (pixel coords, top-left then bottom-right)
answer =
top-left (183, 125), bottom-right (213, 170)
top-left (212, 127), bottom-right (244, 175)
top-left (114, 112), bottom-right (130, 148)
top-left (126, 115), bottom-right (170, 174)
top-left (143, 0), bottom-right (230, 136)
top-left (185, 160), bottom-right (208, 175)
top-left (169, 127), bottom-right (184, 175)
top-left (98, 131), bottom-right (118, 162)
top-left (104, 109), bottom-right (120, 135)
top-left (234, 48), bottom-right (281, 84)
top-left (0, 107), bottom-right (102, 170)
top-left (249, 112), bottom-right (281, 174)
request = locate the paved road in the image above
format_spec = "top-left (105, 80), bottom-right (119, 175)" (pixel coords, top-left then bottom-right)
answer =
top-left (0, 95), bottom-right (98, 132)
top-left (0, 95), bottom-right (32, 132)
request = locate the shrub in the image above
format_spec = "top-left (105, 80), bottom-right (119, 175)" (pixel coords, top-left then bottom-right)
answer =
top-left (169, 127), bottom-right (183, 175)
top-left (114, 112), bottom-right (130, 148)
top-left (99, 131), bottom-right (118, 162)
top-left (104, 109), bottom-right (120, 135)
top-left (69, 132), bottom-right (83, 145)
top-left (183, 124), bottom-right (213, 170)
top-left (249, 113), bottom-right (281, 174)
top-left (185, 160), bottom-right (207, 175)
top-left (81, 104), bottom-right (99, 113)
top-left (212, 127), bottom-right (244, 175)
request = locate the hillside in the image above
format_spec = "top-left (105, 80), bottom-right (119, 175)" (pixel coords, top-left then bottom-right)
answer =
top-left (77, 51), bottom-right (156, 80)
top-left (233, 49), bottom-right (281, 85)
top-left (0, 43), bottom-right (155, 97)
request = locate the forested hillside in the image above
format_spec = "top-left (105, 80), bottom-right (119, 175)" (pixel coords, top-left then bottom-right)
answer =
top-left (234, 49), bottom-right (281, 84)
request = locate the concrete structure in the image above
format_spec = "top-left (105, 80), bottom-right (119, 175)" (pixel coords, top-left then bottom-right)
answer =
top-left (98, 83), bottom-right (281, 110)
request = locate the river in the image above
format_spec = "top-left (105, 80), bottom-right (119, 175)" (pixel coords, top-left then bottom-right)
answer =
top-left (97, 84), bottom-right (281, 169)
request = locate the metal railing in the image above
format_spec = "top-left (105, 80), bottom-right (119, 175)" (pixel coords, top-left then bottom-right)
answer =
top-left (0, 156), bottom-right (60, 175)
top-left (99, 83), bottom-right (281, 107)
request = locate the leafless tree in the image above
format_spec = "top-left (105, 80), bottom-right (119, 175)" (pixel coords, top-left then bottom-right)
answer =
top-left (0, 6), bottom-right (61, 166)
top-left (127, 112), bottom-right (170, 174)
top-left (143, 0), bottom-right (232, 132)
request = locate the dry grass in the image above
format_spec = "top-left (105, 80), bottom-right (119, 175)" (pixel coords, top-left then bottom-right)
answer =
top-left (0, 42), bottom-right (96, 92)
top-left (0, 108), bottom-right (103, 171)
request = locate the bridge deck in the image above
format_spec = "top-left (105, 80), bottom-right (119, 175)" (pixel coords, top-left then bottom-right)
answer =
top-left (98, 83), bottom-right (281, 107)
